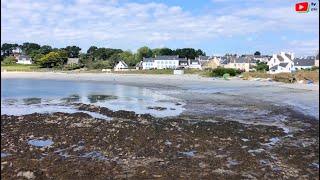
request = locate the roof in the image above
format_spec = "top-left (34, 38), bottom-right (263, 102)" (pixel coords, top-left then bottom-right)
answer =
top-left (117, 60), bottom-right (128, 67)
top-left (135, 61), bottom-right (143, 67)
top-left (154, 55), bottom-right (180, 60)
top-left (294, 58), bottom-right (315, 66)
top-left (197, 56), bottom-right (210, 60)
top-left (279, 62), bottom-right (288, 68)
top-left (143, 57), bottom-right (154, 62)
top-left (269, 65), bottom-right (278, 71)
top-left (18, 55), bottom-right (31, 60)
top-left (285, 53), bottom-right (292, 60)
top-left (277, 55), bottom-right (284, 61)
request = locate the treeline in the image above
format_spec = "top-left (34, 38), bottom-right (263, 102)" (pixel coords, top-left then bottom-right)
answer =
top-left (1, 43), bottom-right (206, 69)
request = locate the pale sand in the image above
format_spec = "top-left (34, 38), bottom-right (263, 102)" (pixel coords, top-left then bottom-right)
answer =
top-left (1, 72), bottom-right (319, 118)
top-left (1, 71), bottom-right (318, 91)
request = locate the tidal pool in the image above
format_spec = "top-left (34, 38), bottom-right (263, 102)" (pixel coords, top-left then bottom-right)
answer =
top-left (1, 79), bottom-right (184, 117)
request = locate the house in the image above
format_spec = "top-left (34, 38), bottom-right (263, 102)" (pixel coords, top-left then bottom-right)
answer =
top-left (268, 52), bottom-right (294, 74)
top-left (294, 57), bottom-right (315, 70)
top-left (135, 61), bottom-right (143, 70)
top-left (196, 56), bottom-right (210, 64)
top-left (223, 56), bottom-right (256, 72)
top-left (16, 54), bottom-right (32, 64)
top-left (12, 47), bottom-right (22, 54)
top-left (142, 57), bottom-right (155, 70)
top-left (202, 57), bottom-right (220, 69)
top-left (188, 59), bottom-right (202, 69)
top-left (179, 58), bottom-right (188, 69)
top-left (67, 58), bottom-right (79, 65)
top-left (254, 55), bottom-right (271, 63)
top-left (315, 52), bottom-right (319, 67)
top-left (114, 60), bottom-right (128, 71)
top-left (142, 55), bottom-right (186, 70)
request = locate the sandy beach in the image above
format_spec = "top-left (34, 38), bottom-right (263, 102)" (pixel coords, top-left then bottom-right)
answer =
top-left (1, 71), bottom-right (319, 179)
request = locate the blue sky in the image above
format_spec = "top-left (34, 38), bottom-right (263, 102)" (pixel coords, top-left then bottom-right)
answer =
top-left (1, 0), bottom-right (319, 56)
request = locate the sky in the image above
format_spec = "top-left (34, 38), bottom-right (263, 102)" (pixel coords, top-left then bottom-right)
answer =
top-left (1, 0), bottom-right (319, 56)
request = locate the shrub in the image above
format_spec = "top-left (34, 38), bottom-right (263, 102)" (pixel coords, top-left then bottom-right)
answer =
top-left (209, 67), bottom-right (241, 77)
top-left (273, 73), bottom-right (295, 83)
top-left (64, 63), bottom-right (82, 70)
top-left (2, 56), bottom-right (16, 65)
top-left (91, 60), bottom-right (112, 69)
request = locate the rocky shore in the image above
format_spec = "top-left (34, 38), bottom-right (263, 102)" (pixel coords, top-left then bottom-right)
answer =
top-left (1, 103), bottom-right (319, 179)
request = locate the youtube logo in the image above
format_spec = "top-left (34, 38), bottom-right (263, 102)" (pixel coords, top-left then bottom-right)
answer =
top-left (295, 2), bottom-right (309, 12)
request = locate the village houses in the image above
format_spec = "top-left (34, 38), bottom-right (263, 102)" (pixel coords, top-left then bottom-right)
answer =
top-left (114, 60), bottom-right (128, 71)
top-left (267, 52), bottom-right (295, 74)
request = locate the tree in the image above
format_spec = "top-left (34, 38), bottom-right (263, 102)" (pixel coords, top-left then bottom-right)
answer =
top-left (254, 51), bottom-right (261, 56)
top-left (118, 51), bottom-right (136, 66)
top-left (2, 56), bottom-right (16, 65)
top-left (174, 48), bottom-right (205, 59)
top-left (152, 47), bottom-right (173, 57)
top-left (21, 42), bottom-right (41, 55)
top-left (1, 43), bottom-right (19, 57)
top-left (39, 45), bottom-right (52, 55)
top-left (64, 46), bottom-right (81, 58)
top-left (38, 50), bottom-right (68, 68)
top-left (92, 48), bottom-right (123, 61)
top-left (87, 46), bottom-right (98, 55)
top-left (136, 46), bottom-right (152, 61)
top-left (254, 61), bottom-right (269, 71)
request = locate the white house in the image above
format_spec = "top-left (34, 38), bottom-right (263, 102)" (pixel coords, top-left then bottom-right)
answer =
top-left (16, 55), bottom-right (32, 64)
top-left (268, 52), bottom-right (294, 74)
top-left (188, 59), bottom-right (202, 69)
top-left (114, 60), bottom-right (128, 71)
top-left (142, 55), bottom-right (186, 70)
top-left (294, 57), bottom-right (315, 70)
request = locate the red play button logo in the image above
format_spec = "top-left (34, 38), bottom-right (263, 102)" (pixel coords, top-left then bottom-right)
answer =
top-left (295, 2), bottom-right (309, 12)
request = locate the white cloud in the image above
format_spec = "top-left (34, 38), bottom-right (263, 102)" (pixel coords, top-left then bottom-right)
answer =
top-left (1, 0), bottom-right (318, 55)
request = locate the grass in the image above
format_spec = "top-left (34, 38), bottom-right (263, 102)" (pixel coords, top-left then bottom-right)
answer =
top-left (1, 64), bottom-right (42, 72)
top-left (242, 70), bottom-right (319, 83)
top-left (113, 69), bottom-right (173, 74)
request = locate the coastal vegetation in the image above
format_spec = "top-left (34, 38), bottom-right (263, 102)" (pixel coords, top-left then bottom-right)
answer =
top-left (243, 69), bottom-right (319, 83)
top-left (1, 42), bottom-right (206, 69)
top-left (207, 67), bottom-right (242, 77)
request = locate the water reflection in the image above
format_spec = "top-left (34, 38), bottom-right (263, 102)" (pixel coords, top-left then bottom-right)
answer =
top-left (1, 79), bottom-right (185, 117)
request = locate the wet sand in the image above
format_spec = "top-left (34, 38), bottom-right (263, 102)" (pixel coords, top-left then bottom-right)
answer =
top-left (1, 72), bottom-right (319, 179)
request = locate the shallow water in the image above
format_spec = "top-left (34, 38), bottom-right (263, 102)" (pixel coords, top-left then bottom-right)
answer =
top-left (1, 79), bottom-right (184, 117)
top-left (28, 139), bottom-right (54, 147)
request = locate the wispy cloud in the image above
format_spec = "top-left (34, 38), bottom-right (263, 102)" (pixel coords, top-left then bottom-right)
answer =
top-left (1, 0), bottom-right (318, 55)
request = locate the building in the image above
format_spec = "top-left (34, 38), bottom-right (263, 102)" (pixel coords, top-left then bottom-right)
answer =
top-left (253, 55), bottom-right (271, 63)
top-left (67, 58), bottom-right (79, 65)
top-left (188, 59), bottom-right (202, 69)
top-left (315, 52), bottom-right (319, 67)
top-left (142, 55), bottom-right (186, 70)
top-left (202, 57), bottom-right (220, 69)
top-left (135, 61), bottom-right (143, 70)
top-left (16, 54), bottom-right (32, 64)
top-left (142, 57), bottom-right (155, 70)
top-left (222, 56), bottom-right (256, 72)
top-left (294, 57), bottom-right (315, 70)
top-left (114, 60), bottom-right (128, 71)
top-left (268, 52), bottom-right (294, 74)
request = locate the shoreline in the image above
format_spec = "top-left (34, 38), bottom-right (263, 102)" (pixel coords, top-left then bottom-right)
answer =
top-left (1, 71), bottom-right (319, 91)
